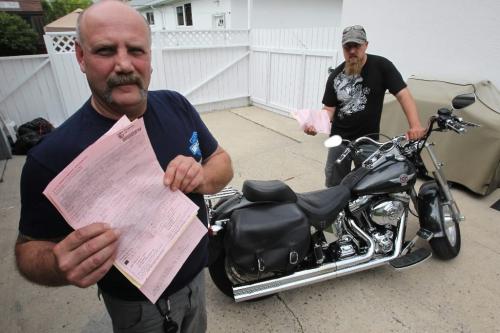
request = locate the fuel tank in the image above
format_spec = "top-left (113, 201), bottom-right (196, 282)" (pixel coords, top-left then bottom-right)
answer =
top-left (352, 159), bottom-right (416, 195)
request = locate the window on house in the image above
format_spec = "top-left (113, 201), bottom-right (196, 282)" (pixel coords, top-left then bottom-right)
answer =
top-left (146, 12), bottom-right (155, 25)
top-left (212, 13), bottom-right (225, 29)
top-left (184, 4), bottom-right (192, 26)
top-left (176, 3), bottom-right (193, 26)
top-left (176, 6), bottom-right (183, 25)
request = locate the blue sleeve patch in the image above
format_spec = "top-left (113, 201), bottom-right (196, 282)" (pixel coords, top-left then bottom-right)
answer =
top-left (189, 131), bottom-right (201, 157)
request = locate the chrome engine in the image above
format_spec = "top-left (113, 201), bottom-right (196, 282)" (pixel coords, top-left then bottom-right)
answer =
top-left (370, 200), bottom-right (405, 226)
top-left (372, 230), bottom-right (394, 254)
top-left (336, 193), bottom-right (410, 256)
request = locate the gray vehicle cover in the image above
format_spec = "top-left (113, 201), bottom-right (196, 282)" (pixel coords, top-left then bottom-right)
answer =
top-left (380, 77), bottom-right (500, 196)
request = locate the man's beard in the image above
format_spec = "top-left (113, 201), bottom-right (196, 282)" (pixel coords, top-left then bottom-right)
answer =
top-left (103, 73), bottom-right (147, 104)
top-left (345, 57), bottom-right (363, 76)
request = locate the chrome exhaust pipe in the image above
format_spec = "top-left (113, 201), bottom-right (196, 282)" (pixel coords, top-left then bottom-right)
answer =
top-left (232, 214), bottom-right (407, 302)
top-left (335, 218), bottom-right (374, 270)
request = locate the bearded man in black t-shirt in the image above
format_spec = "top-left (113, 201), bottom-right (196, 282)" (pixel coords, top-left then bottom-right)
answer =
top-left (305, 25), bottom-right (426, 187)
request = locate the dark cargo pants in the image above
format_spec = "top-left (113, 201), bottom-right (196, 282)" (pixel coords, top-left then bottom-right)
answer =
top-left (101, 270), bottom-right (207, 333)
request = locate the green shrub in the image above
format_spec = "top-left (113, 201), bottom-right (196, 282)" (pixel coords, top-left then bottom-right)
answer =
top-left (0, 12), bottom-right (38, 56)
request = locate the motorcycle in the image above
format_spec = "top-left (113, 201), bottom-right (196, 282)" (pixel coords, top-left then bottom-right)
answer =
top-left (204, 93), bottom-right (479, 302)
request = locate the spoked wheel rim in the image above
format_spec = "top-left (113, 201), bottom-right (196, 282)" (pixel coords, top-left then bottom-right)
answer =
top-left (442, 204), bottom-right (457, 246)
top-left (429, 196), bottom-right (461, 260)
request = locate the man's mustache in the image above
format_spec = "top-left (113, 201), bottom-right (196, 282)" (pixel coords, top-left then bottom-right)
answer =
top-left (107, 74), bottom-right (144, 89)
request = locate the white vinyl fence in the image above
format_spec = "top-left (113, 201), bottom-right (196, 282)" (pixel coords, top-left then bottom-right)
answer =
top-left (42, 30), bottom-right (251, 123)
top-left (250, 27), bottom-right (339, 115)
top-left (0, 55), bottom-right (66, 127)
top-left (0, 27), bottom-right (339, 127)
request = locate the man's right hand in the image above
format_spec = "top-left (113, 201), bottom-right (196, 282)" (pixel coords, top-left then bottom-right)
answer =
top-left (304, 125), bottom-right (317, 136)
top-left (53, 223), bottom-right (120, 288)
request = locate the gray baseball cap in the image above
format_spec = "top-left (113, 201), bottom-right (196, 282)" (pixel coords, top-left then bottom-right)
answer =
top-left (342, 25), bottom-right (367, 45)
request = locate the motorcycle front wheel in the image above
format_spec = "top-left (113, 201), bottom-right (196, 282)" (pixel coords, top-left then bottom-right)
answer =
top-left (429, 203), bottom-right (461, 260)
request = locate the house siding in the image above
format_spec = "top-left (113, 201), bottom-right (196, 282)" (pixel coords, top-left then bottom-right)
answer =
top-left (138, 0), bottom-right (342, 30)
top-left (0, 0), bottom-right (42, 12)
top-left (139, 0), bottom-right (232, 31)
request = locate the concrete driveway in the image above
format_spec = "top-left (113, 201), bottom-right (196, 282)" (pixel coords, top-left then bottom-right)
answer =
top-left (1, 107), bottom-right (499, 332)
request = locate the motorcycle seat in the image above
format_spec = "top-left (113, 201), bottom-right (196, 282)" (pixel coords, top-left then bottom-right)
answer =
top-left (242, 180), bottom-right (352, 229)
top-left (242, 180), bottom-right (297, 203)
top-left (296, 185), bottom-right (351, 227)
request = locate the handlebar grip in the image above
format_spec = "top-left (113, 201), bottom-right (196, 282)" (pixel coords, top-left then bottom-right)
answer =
top-left (460, 120), bottom-right (481, 127)
top-left (336, 148), bottom-right (351, 164)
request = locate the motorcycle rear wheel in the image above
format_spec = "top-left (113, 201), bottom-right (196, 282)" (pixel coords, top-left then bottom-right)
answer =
top-left (208, 249), bottom-right (275, 301)
top-left (208, 249), bottom-right (234, 298)
top-left (429, 203), bottom-right (461, 260)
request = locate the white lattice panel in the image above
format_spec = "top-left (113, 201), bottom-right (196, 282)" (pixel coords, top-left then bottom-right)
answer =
top-left (46, 33), bottom-right (77, 53)
top-left (152, 30), bottom-right (249, 48)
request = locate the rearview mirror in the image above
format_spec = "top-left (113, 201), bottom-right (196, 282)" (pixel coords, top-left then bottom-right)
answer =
top-left (324, 135), bottom-right (343, 148)
top-left (452, 93), bottom-right (475, 110)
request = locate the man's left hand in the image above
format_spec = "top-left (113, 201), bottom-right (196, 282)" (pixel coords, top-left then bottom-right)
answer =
top-left (406, 125), bottom-right (426, 140)
top-left (164, 155), bottom-right (204, 193)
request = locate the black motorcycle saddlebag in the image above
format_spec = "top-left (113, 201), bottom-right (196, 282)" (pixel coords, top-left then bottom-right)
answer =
top-left (225, 203), bottom-right (310, 275)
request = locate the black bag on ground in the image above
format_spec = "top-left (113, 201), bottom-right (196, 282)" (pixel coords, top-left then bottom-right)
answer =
top-left (225, 203), bottom-right (310, 275)
top-left (13, 117), bottom-right (54, 155)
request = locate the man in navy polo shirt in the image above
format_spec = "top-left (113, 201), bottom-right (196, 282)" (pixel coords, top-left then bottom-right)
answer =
top-left (14, 1), bottom-right (233, 332)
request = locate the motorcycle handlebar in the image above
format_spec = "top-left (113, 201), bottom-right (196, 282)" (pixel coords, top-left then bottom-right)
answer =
top-left (353, 136), bottom-right (382, 146)
top-left (445, 119), bottom-right (466, 134)
top-left (334, 111), bottom-right (480, 165)
top-left (436, 111), bottom-right (481, 134)
top-left (335, 147), bottom-right (351, 164)
top-left (458, 119), bottom-right (481, 128)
